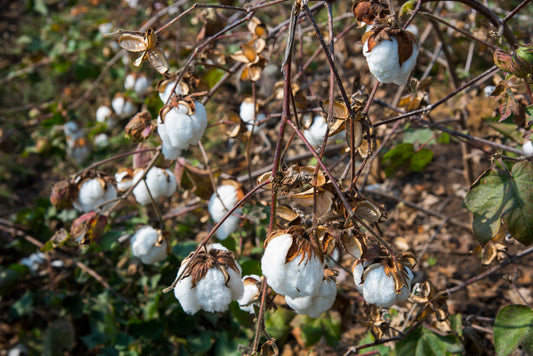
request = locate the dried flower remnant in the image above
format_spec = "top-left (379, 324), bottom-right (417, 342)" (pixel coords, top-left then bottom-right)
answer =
top-left (107, 28), bottom-right (169, 74)
top-left (130, 226), bottom-right (167, 264)
top-left (208, 181), bottom-right (244, 240)
top-left (125, 111), bottom-right (154, 141)
top-left (50, 180), bottom-right (78, 210)
top-left (362, 26), bottom-right (419, 85)
top-left (352, 0), bottom-right (389, 26)
top-left (174, 244), bottom-right (244, 314)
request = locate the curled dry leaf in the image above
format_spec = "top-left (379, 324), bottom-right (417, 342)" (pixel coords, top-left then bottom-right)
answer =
top-left (353, 199), bottom-right (387, 223)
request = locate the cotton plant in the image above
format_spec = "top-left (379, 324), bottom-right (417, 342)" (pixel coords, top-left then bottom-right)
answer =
top-left (261, 228), bottom-right (325, 299)
top-left (208, 181), bottom-right (244, 240)
top-left (132, 167), bottom-right (177, 206)
top-left (158, 80), bottom-right (188, 104)
top-left (72, 176), bottom-right (117, 213)
top-left (115, 168), bottom-right (134, 191)
top-left (95, 105), bottom-right (117, 128)
top-left (240, 98), bottom-right (266, 132)
top-left (124, 73), bottom-right (150, 97)
top-left (285, 275), bottom-right (337, 318)
top-left (130, 225), bottom-right (167, 264)
top-left (238, 274), bottom-right (261, 314)
top-left (157, 100), bottom-right (208, 160)
top-left (303, 114), bottom-right (346, 147)
top-left (353, 259), bottom-right (414, 308)
top-left (362, 25), bottom-right (419, 85)
top-left (174, 243), bottom-right (244, 314)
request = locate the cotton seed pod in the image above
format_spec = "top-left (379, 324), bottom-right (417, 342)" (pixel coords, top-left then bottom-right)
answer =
top-left (174, 243), bottom-right (244, 314)
top-left (303, 115), bottom-right (346, 147)
top-left (494, 45), bottom-right (533, 78)
top-left (285, 276), bottom-right (337, 318)
top-left (111, 93), bottom-right (136, 118)
top-left (353, 261), bottom-right (413, 307)
top-left (157, 101), bottom-right (208, 160)
top-left (73, 177), bottom-right (117, 213)
top-left (353, 199), bottom-right (387, 223)
top-left (363, 27), bottom-right (419, 85)
top-left (239, 98), bottom-right (266, 132)
top-left (125, 111), bottom-right (153, 141)
top-left (261, 229), bottom-right (325, 298)
top-left (130, 225), bottom-right (167, 264)
top-left (238, 274), bottom-right (261, 314)
top-left (132, 167), bottom-right (177, 206)
top-left (352, 1), bottom-right (388, 26)
top-left (50, 180), bottom-right (78, 210)
top-left (115, 168), bottom-right (134, 191)
top-left (208, 181), bottom-right (244, 240)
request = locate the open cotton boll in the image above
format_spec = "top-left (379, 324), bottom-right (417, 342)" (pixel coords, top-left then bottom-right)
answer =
top-left (261, 234), bottom-right (324, 298)
top-left (238, 275), bottom-right (261, 314)
top-left (285, 278), bottom-right (337, 318)
top-left (363, 33), bottom-right (418, 86)
top-left (208, 184), bottom-right (242, 240)
top-left (130, 226), bottom-right (167, 264)
top-left (158, 81), bottom-right (184, 104)
top-left (133, 75), bottom-right (150, 96)
top-left (73, 178), bottom-right (117, 212)
top-left (353, 263), bottom-right (413, 307)
top-left (240, 100), bottom-right (266, 132)
top-left (157, 101), bottom-right (208, 160)
top-left (124, 74), bottom-right (136, 91)
top-left (132, 167), bottom-right (177, 206)
top-left (20, 252), bottom-right (46, 272)
top-left (112, 95), bottom-right (136, 118)
top-left (522, 140), bottom-right (533, 155)
top-left (96, 105), bottom-right (114, 126)
top-left (304, 115), bottom-right (345, 147)
top-left (93, 133), bottom-right (109, 148)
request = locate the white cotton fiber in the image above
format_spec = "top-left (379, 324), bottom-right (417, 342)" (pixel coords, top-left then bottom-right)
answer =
top-left (130, 226), bottom-right (167, 264)
top-left (73, 178), bottom-right (117, 212)
top-left (286, 277), bottom-right (337, 318)
top-left (208, 184), bottom-right (242, 240)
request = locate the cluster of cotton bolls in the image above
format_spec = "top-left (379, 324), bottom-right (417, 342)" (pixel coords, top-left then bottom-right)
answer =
top-left (174, 244), bottom-right (244, 314)
top-left (261, 232), bottom-right (337, 318)
top-left (303, 114), bottom-right (346, 147)
top-left (208, 182), bottom-right (243, 240)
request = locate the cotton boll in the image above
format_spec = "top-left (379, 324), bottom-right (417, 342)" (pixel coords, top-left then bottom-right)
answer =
top-left (112, 95), bottom-right (136, 118)
top-left (208, 184), bottom-right (242, 240)
top-left (130, 226), bottom-right (167, 264)
top-left (522, 140), bottom-right (533, 155)
top-left (115, 169), bottom-right (133, 191)
top-left (174, 262), bottom-right (201, 314)
top-left (96, 106), bottom-right (113, 125)
top-left (238, 275), bottom-right (261, 314)
top-left (286, 278), bottom-right (337, 318)
top-left (261, 234), bottom-right (324, 298)
top-left (73, 178), bottom-right (117, 212)
top-left (98, 22), bottom-right (113, 36)
top-left (239, 99), bottom-right (266, 132)
top-left (304, 115), bottom-right (345, 147)
top-left (132, 167), bottom-right (177, 205)
top-left (159, 81), bottom-right (184, 103)
top-left (158, 101), bottom-right (208, 160)
top-left (93, 133), bottom-right (109, 148)
top-left (124, 74), bottom-right (136, 91)
top-left (134, 75), bottom-right (150, 96)
top-left (20, 252), bottom-right (46, 272)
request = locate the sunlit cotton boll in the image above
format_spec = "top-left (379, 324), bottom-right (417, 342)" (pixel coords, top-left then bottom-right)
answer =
top-left (174, 244), bottom-right (244, 314)
top-left (125, 73), bottom-right (150, 97)
top-left (522, 140), bottom-right (533, 155)
top-left (73, 178), bottom-right (117, 213)
top-left (158, 81), bottom-right (184, 104)
top-left (130, 226), bottom-right (167, 264)
top-left (157, 101), bottom-right (208, 160)
top-left (363, 31), bottom-right (419, 85)
top-left (240, 99), bottom-right (266, 132)
top-left (238, 274), bottom-right (261, 314)
top-left (353, 262), bottom-right (413, 307)
top-left (261, 234), bottom-right (324, 298)
top-left (132, 167), bottom-right (177, 206)
top-left (285, 277), bottom-right (337, 318)
top-left (208, 184), bottom-right (242, 240)
top-left (115, 169), bottom-right (133, 191)
top-left (303, 115), bottom-right (345, 147)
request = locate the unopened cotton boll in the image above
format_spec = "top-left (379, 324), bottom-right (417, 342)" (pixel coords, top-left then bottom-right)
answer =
top-left (285, 278), bottom-right (337, 318)
top-left (353, 262), bottom-right (413, 307)
top-left (132, 167), bottom-right (177, 205)
top-left (261, 233), bottom-right (324, 298)
top-left (238, 275), bottom-right (261, 314)
top-left (208, 184), bottom-right (242, 240)
top-left (363, 29), bottom-right (419, 85)
top-left (303, 115), bottom-right (345, 147)
top-left (174, 244), bottom-right (244, 314)
top-left (157, 101), bottom-right (208, 160)
top-left (130, 226), bottom-right (167, 264)
top-left (73, 178), bottom-right (117, 213)
top-left (522, 140), bottom-right (533, 155)
top-left (240, 99), bottom-right (266, 132)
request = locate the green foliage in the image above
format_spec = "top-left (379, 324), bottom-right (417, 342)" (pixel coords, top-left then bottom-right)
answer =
top-left (494, 305), bottom-right (533, 356)
top-left (382, 143), bottom-right (433, 177)
top-left (464, 161), bottom-right (533, 245)
top-left (290, 312), bottom-right (342, 347)
top-left (396, 325), bottom-right (464, 356)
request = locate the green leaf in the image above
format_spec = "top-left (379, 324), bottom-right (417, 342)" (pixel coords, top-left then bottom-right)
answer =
top-left (494, 305), bottom-right (533, 356)
top-left (321, 312), bottom-right (342, 347)
top-left (396, 326), bottom-right (464, 356)
top-left (411, 148), bottom-right (434, 172)
top-left (403, 128), bottom-right (436, 146)
top-left (464, 162), bottom-right (533, 245)
top-left (382, 143), bottom-right (433, 177)
top-left (265, 307), bottom-right (295, 344)
top-left (357, 332), bottom-right (392, 354)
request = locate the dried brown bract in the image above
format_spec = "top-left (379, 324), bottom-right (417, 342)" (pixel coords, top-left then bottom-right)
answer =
top-left (181, 247), bottom-right (241, 288)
